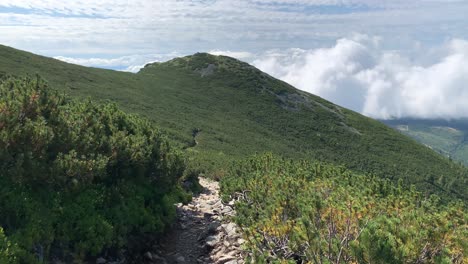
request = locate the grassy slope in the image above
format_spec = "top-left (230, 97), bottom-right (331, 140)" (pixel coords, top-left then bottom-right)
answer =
top-left (384, 119), bottom-right (468, 166)
top-left (0, 44), bottom-right (466, 201)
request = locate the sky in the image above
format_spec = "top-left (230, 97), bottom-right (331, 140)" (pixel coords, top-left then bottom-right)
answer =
top-left (1, 0), bottom-right (468, 119)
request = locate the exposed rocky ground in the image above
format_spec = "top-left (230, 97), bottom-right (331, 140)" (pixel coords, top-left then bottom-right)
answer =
top-left (150, 178), bottom-right (245, 264)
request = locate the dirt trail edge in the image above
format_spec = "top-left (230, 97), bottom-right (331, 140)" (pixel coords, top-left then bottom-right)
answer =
top-left (154, 178), bottom-right (245, 264)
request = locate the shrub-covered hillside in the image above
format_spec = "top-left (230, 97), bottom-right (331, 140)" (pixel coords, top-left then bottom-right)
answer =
top-left (0, 45), bottom-right (467, 202)
top-left (383, 118), bottom-right (468, 166)
top-left (221, 154), bottom-right (468, 263)
top-left (0, 76), bottom-right (187, 262)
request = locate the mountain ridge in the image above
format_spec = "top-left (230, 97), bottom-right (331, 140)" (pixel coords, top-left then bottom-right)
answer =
top-left (0, 44), bottom-right (467, 201)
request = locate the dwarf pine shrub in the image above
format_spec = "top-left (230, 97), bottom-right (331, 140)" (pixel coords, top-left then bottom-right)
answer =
top-left (0, 76), bottom-right (187, 262)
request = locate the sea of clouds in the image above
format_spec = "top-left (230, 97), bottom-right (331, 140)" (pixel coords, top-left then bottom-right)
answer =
top-left (249, 35), bottom-right (468, 120)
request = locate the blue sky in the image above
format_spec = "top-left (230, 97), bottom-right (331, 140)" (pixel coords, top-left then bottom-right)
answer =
top-left (1, 0), bottom-right (468, 119)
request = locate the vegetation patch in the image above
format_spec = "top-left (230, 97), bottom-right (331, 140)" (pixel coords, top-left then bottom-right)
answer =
top-left (1, 46), bottom-right (466, 202)
top-left (0, 76), bottom-right (188, 262)
top-left (221, 154), bottom-right (468, 263)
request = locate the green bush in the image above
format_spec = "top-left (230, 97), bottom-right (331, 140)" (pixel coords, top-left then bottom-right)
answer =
top-left (0, 76), bottom-right (187, 262)
top-left (221, 154), bottom-right (467, 263)
top-left (0, 227), bottom-right (18, 263)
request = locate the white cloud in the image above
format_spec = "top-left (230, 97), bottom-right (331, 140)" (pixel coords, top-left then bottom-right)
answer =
top-left (54, 56), bottom-right (138, 68)
top-left (54, 53), bottom-right (180, 72)
top-left (208, 50), bottom-right (254, 59)
top-left (252, 36), bottom-right (468, 119)
top-left (123, 64), bottom-right (148, 73)
top-left (51, 33), bottom-right (468, 119)
top-left (1, 0), bottom-right (468, 58)
top-left (2, 1), bottom-right (468, 120)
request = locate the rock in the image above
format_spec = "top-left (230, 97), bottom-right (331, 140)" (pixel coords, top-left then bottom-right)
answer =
top-left (205, 235), bottom-right (220, 248)
top-left (158, 178), bottom-right (243, 264)
top-left (217, 255), bottom-right (236, 264)
top-left (237, 238), bottom-right (245, 245)
top-left (152, 254), bottom-right (168, 264)
top-left (204, 212), bottom-right (214, 219)
top-left (212, 250), bottom-right (224, 261)
top-left (96, 257), bottom-right (106, 264)
top-left (175, 255), bottom-right (186, 263)
top-left (144, 251), bottom-right (153, 260)
top-left (221, 207), bottom-right (233, 214)
top-left (223, 223), bottom-right (237, 237)
top-left (197, 222), bottom-right (218, 241)
top-left (209, 222), bottom-right (219, 231)
top-left (223, 240), bottom-right (230, 247)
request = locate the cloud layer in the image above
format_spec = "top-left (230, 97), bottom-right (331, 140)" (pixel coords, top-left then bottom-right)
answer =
top-left (54, 53), bottom-right (180, 72)
top-left (1, 0), bottom-right (468, 58)
top-left (57, 35), bottom-right (468, 120)
top-left (3, 1), bottom-right (468, 119)
top-left (252, 36), bottom-right (468, 119)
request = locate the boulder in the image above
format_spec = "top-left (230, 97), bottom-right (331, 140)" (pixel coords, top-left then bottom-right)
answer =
top-left (96, 257), bottom-right (106, 264)
top-left (205, 235), bottom-right (220, 248)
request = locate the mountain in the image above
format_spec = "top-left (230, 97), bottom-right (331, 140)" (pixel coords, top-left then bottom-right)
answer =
top-left (0, 44), bottom-right (467, 201)
top-left (383, 118), bottom-right (468, 166)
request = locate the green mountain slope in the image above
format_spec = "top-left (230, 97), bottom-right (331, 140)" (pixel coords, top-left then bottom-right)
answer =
top-left (0, 44), bottom-right (467, 201)
top-left (383, 119), bottom-right (468, 166)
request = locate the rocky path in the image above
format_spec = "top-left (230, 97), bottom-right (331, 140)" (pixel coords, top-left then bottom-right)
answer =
top-left (151, 178), bottom-right (245, 264)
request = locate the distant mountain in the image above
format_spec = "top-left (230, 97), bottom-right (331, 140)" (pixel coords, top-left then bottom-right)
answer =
top-left (0, 44), bottom-right (466, 201)
top-left (383, 118), bottom-right (468, 166)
